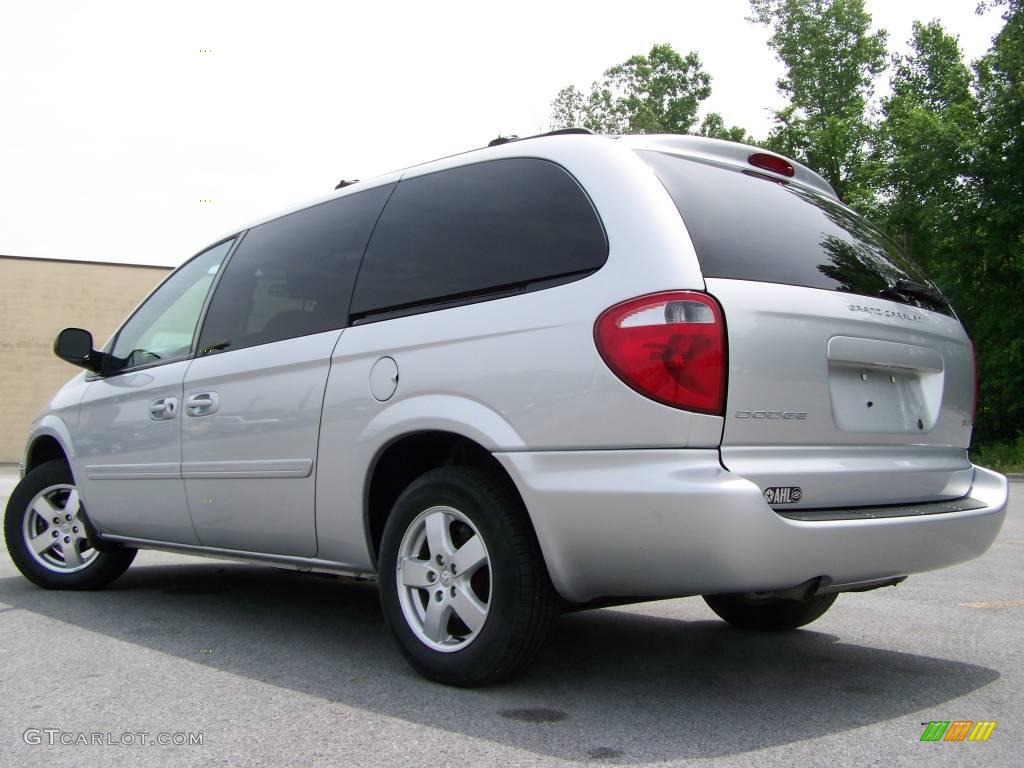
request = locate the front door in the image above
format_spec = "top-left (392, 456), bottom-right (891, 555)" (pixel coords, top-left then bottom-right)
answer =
top-left (74, 240), bottom-right (233, 543)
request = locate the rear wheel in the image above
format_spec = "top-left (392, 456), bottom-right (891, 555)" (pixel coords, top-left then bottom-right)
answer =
top-left (703, 592), bottom-right (837, 631)
top-left (4, 460), bottom-right (136, 590)
top-left (378, 466), bottom-right (556, 686)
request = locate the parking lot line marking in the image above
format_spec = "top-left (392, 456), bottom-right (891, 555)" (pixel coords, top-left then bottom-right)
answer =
top-left (959, 598), bottom-right (1024, 609)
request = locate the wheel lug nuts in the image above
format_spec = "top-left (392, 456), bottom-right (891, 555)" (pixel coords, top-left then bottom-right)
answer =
top-left (450, 564), bottom-right (457, 575)
top-left (65, 515), bottom-right (72, 522)
top-left (450, 586), bottom-right (456, 597)
top-left (73, 527), bottom-right (79, 533)
top-left (52, 531), bottom-right (59, 538)
top-left (434, 591), bottom-right (443, 602)
top-left (53, 517), bottom-right (60, 524)
top-left (427, 571), bottom-right (436, 583)
top-left (63, 536), bottom-right (71, 543)
top-left (435, 555), bottom-right (444, 565)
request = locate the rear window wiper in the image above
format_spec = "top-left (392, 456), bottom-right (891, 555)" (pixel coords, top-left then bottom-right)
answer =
top-left (880, 279), bottom-right (947, 311)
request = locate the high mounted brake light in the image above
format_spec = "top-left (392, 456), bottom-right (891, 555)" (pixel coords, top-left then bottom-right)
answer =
top-left (748, 152), bottom-right (795, 177)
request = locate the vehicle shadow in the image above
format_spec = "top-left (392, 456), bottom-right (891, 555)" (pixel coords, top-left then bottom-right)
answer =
top-left (0, 560), bottom-right (999, 762)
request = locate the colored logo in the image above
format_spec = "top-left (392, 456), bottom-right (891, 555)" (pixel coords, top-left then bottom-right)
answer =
top-left (920, 721), bottom-right (996, 742)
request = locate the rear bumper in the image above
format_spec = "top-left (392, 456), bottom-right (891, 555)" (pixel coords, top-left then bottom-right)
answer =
top-left (494, 450), bottom-right (1008, 603)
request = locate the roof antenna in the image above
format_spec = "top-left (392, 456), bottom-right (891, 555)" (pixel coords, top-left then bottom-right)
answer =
top-left (335, 179), bottom-right (359, 190)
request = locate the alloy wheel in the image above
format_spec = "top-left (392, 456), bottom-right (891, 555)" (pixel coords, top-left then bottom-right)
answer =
top-left (396, 505), bottom-right (492, 652)
top-left (21, 484), bottom-right (98, 573)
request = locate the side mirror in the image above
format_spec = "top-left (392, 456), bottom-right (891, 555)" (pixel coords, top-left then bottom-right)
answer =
top-left (53, 328), bottom-right (101, 372)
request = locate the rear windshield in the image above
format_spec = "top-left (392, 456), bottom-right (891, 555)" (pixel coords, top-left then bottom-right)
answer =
top-left (637, 150), bottom-right (952, 316)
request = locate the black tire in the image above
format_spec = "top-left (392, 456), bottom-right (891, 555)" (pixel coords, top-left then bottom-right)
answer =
top-left (4, 460), bottom-right (136, 590)
top-left (378, 465), bottom-right (557, 686)
top-left (703, 592), bottom-right (838, 631)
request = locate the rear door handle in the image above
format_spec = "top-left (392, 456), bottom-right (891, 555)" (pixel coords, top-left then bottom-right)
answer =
top-left (185, 392), bottom-right (220, 417)
top-left (149, 397), bottom-right (178, 420)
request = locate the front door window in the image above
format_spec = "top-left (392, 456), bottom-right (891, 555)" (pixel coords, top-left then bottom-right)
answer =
top-left (107, 240), bottom-right (233, 373)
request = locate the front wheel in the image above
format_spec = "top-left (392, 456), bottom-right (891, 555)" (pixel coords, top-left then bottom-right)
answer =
top-left (703, 592), bottom-right (838, 631)
top-left (4, 460), bottom-right (136, 590)
top-left (378, 466), bottom-right (556, 686)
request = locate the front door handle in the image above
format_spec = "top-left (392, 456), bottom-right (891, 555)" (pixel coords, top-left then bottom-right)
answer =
top-left (185, 392), bottom-right (220, 417)
top-left (149, 397), bottom-right (178, 420)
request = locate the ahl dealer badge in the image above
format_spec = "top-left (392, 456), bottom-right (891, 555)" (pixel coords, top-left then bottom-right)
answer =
top-left (764, 486), bottom-right (803, 504)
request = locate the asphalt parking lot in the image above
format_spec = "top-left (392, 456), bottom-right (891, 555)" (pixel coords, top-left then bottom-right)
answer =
top-left (0, 468), bottom-right (1019, 768)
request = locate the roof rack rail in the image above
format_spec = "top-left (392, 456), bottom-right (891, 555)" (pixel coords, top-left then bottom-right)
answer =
top-left (487, 135), bottom-right (519, 147)
top-left (486, 127), bottom-right (596, 148)
top-left (541, 128), bottom-right (595, 136)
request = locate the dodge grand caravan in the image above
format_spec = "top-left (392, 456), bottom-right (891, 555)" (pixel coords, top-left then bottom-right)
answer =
top-left (4, 131), bottom-right (1008, 686)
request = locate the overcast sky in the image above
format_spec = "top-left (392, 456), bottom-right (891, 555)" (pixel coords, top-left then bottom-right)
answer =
top-left (0, 0), bottom-right (1005, 267)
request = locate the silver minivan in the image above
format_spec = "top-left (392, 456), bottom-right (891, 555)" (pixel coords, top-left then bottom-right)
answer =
top-left (4, 131), bottom-right (1008, 685)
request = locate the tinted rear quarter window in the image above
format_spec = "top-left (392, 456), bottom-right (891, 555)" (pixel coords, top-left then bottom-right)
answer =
top-left (637, 150), bottom-right (951, 315)
top-left (350, 158), bottom-right (607, 317)
top-left (198, 184), bottom-right (393, 354)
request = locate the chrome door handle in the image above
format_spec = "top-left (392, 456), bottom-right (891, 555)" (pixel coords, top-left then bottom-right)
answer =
top-left (185, 392), bottom-right (220, 416)
top-left (149, 397), bottom-right (178, 420)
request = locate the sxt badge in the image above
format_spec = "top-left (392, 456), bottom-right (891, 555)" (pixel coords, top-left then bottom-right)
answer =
top-left (764, 486), bottom-right (803, 504)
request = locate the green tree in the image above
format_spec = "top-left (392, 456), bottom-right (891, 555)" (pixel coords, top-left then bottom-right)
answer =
top-left (749, 0), bottom-right (887, 206)
top-left (875, 20), bottom-right (978, 275)
top-left (964, 0), bottom-right (1024, 443)
top-left (551, 43), bottom-right (735, 135)
top-left (549, 84), bottom-right (628, 134)
top-left (698, 112), bottom-right (755, 143)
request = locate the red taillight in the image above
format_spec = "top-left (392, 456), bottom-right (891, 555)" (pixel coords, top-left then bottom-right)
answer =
top-left (748, 152), bottom-right (794, 177)
top-left (969, 338), bottom-right (978, 424)
top-left (594, 291), bottom-right (726, 415)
